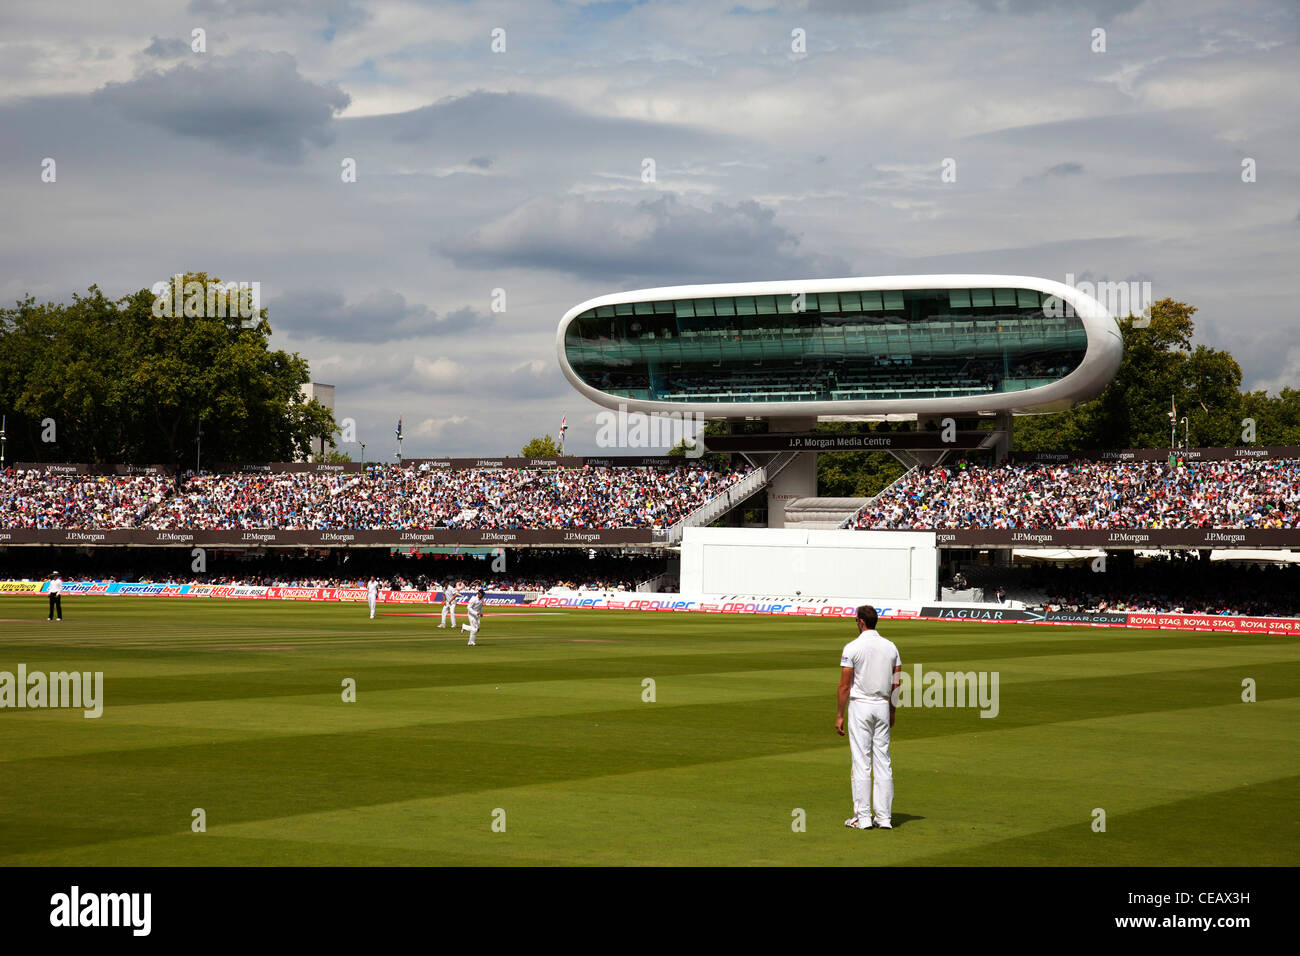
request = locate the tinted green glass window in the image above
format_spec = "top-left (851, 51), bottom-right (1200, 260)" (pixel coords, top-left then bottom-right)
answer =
top-left (565, 286), bottom-right (1088, 404)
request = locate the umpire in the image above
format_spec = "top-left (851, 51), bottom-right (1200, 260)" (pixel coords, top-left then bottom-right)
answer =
top-left (47, 571), bottom-right (63, 622)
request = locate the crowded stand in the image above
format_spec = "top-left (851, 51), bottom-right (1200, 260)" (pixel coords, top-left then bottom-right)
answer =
top-left (2, 461), bottom-right (750, 532)
top-left (854, 458), bottom-right (1300, 530)
top-left (0, 470), bottom-right (173, 529)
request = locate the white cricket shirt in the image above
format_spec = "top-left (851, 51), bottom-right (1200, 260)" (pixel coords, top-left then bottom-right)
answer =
top-left (839, 629), bottom-right (901, 702)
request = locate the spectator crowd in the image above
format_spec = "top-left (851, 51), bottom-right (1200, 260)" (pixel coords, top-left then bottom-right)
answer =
top-left (0, 471), bottom-right (173, 529)
top-left (2, 462), bottom-right (750, 532)
top-left (854, 458), bottom-right (1300, 530)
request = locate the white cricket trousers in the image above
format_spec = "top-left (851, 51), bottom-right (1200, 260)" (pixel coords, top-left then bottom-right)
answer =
top-left (462, 617), bottom-right (480, 643)
top-left (848, 698), bottom-right (893, 826)
top-left (368, 594), bottom-right (376, 618)
top-left (441, 600), bottom-right (456, 627)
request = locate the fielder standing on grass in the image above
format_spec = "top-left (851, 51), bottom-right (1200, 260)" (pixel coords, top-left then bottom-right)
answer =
top-left (836, 605), bottom-right (901, 830)
top-left (439, 581), bottom-right (460, 629)
top-left (367, 577), bottom-right (379, 620)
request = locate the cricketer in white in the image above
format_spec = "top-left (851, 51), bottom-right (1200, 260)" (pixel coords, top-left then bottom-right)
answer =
top-left (462, 590), bottom-right (484, 645)
top-left (835, 605), bottom-right (902, 830)
top-left (439, 583), bottom-right (460, 628)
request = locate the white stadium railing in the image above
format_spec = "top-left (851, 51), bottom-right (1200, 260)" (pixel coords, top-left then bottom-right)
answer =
top-left (666, 451), bottom-right (801, 545)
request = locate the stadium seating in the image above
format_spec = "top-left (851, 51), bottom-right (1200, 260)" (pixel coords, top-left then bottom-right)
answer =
top-left (0, 471), bottom-right (173, 529)
top-left (1, 462), bottom-right (751, 531)
top-left (853, 458), bottom-right (1300, 529)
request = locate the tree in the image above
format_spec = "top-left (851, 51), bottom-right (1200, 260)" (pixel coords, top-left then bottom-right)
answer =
top-left (317, 448), bottom-right (353, 463)
top-left (520, 435), bottom-right (561, 457)
top-left (814, 421), bottom-right (906, 497)
top-left (1014, 298), bottom-right (1255, 451)
top-left (0, 273), bottom-right (337, 464)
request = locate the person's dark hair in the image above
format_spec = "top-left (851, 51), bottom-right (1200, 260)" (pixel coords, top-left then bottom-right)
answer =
top-left (856, 605), bottom-right (878, 629)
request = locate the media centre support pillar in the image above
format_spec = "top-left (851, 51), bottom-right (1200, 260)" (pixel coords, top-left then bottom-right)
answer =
top-left (766, 416), bottom-right (818, 528)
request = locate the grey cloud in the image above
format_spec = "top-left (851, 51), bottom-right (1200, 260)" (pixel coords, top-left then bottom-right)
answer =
top-left (483, 360), bottom-right (571, 401)
top-left (1044, 162), bottom-right (1084, 177)
top-left (437, 306), bottom-right (490, 334)
top-left (810, 0), bottom-right (1143, 14)
top-left (974, 0), bottom-right (1145, 15)
top-left (270, 289), bottom-right (490, 342)
top-left (439, 193), bottom-right (849, 283)
top-left (1022, 160), bottom-right (1085, 183)
top-left (344, 90), bottom-right (730, 156)
top-left (467, 155), bottom-right (492, 169)
top-left (93, 51), bottom-right (350, 162)
top-left (187, 0), bottom-right (371, 33)
top-left (142, 36), bottom-right (189, 59)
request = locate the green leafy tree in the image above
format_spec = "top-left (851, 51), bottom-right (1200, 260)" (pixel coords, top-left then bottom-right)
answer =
top-left (0, 273), bottom-right (336, 464)
top-left (1014, 299), bottom-right (1249, 451)
top-left (520, 435), bottom-right (562, 457)
top-left (814, 422), bottom-right (906, 497)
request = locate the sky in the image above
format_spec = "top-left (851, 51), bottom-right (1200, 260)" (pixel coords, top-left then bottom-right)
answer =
top-left (1, 0), bottom-right (1297, 457)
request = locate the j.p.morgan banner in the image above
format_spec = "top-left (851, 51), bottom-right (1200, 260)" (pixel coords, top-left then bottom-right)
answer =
top-left (704, 432), bottom-right (996, 452)
top-left (0, 528), bottom-right (665, 547)
top-left (928, 529), bottom-right (1300, 549)
top-left (1010, 445), bottom-right (1300, 463)
top-left (5, 526), bottom-right (1295, 548)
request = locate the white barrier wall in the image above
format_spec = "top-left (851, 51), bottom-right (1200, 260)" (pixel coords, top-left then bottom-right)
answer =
top-left (680, 527), bottom-right (938, 601)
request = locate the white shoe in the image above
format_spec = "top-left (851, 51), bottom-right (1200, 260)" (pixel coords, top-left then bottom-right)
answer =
top-left (875, 821), bottom-right (892, 829)
top-left (845, 816), bottom-right (871, 830)
top-left (467, 641), bottom-right (475, 646)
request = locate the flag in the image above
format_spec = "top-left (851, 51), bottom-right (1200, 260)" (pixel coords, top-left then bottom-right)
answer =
top-left (560, 415), bottom-right (567, 433)
top-left (395, 418), bottom-right (402, 439)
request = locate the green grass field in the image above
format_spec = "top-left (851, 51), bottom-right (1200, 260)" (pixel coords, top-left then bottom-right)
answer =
top-left (1, 597), bottom-right (1296, 866)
